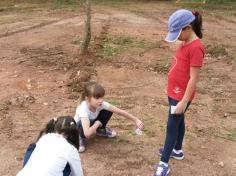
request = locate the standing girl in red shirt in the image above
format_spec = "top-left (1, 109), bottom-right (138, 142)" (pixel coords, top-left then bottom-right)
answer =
top-left (154, 9), bottom-right (205, 176)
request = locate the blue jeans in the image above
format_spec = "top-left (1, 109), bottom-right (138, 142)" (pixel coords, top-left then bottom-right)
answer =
top-left (23, 143), bottom-right (71, 176)
top-left (161, 97), bottom-right (191, 163)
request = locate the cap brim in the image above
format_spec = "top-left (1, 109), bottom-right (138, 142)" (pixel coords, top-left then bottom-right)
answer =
top-left (165, 29), bottom-right (182, 43)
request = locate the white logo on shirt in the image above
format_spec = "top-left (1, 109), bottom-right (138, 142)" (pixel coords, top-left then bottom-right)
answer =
top-left (173, 86), bottom-right (181, 94)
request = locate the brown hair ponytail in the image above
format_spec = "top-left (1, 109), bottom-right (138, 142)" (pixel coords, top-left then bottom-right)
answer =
top-left (191, 11), bottom-right (203, 39)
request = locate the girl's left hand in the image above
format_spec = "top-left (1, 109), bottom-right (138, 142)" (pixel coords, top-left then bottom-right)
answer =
top-left (135, 119), bottom-right (144, 130)
top-left (175, 100), bottom-right (187, 114)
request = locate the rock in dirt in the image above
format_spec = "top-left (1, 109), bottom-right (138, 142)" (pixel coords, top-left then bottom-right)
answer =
top-left (218, 161), bottom-right (224, 167)
top-left (8, 94), bottom-right (36, 107)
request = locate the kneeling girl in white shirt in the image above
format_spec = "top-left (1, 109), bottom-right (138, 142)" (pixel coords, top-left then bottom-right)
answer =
top-left (74, 82), bottom-right (144, 153)
top-left (17, 116), bottom-right (83, 176)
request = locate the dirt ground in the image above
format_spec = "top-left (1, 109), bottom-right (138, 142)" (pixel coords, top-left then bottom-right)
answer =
top-left (0, 1), bottom-right (236, 176)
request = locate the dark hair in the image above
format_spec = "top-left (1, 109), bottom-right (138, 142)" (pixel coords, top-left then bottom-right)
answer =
top-left (81, 82), bottom-right (105, 102)
top-left (36, 116), bottom-right (79, 149)
top-left (191, 11), bottom-right (203, 39)
top-left (54, 116), bottom-right (79, 148)
top-left (36, 118), bottom-right (56, 142)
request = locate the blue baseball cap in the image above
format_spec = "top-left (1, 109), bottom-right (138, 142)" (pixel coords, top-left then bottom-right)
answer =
top-left (165, 9), bottom-right (195, 42)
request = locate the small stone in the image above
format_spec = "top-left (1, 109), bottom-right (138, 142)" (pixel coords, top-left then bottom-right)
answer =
top-left (26, 84), bottom-right (32, 90)
top-left (151, 104), bottom-right (156, 108)
top-left (224, 113), bottom-right (229, 118)
top-left (43, 102), bottom-right (48, 106)
top-left (218, 162), bottom-right (224, 167)
top-left (15, 157), bottom-right (22, 161)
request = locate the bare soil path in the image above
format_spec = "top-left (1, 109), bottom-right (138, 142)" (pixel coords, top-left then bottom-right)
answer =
top-left (0, 2), bottom-right (235, 176)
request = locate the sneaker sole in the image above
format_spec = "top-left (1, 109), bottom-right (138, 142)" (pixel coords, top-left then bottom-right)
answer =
top-left (154, 167), bottom-right (170, 176)
top-left (172, 155), bottom-right (184, 160)
top-left (159, 153), bottom-right (184, 160)
top-left (96, 132), bottom-right (117, 138)
top-left (79, 147), bottom-right (85, 153)
top-left (96, 134), bottom-right (117, 138)
top-left (167, 168), bottom-right (170, 176)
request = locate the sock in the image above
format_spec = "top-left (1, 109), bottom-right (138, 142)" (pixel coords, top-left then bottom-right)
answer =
top-left (156, 161), bottom-right (168, 174)
top-left (173, 149), bottom-right (183, 154)
top-left (159, 161), bottom-right (168, 167)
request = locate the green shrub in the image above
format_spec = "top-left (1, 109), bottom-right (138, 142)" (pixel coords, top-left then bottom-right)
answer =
top-left (206, 44), bottom-right (228, 58)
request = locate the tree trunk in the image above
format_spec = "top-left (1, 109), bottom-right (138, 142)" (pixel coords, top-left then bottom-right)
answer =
top-left (80, 0), bottom-right (91, 55)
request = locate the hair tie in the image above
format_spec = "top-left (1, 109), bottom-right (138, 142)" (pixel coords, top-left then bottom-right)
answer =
top-left (192, 10), bottom-right (198, 15)
top-left (70, 121), bottom-right (75, 126)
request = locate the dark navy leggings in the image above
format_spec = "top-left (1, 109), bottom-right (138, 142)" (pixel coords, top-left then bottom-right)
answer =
top-left (161, 97), bottom-right (191, 163)
top-left (78, 110), bottom-right (113, 139)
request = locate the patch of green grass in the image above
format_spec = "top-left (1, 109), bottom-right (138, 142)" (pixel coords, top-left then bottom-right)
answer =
top-left (215, 128), bottom-right (236, 142)
top-left (177, 0), bottom-right (236, 11)
top-left (112, 137), bottom-right (132, 144)
top-left (71, 35), bottom-right (82, 45)
top-left (176, 0), bottom-right (206, 3)
top-left (51, 0), bottom-right (79, 10)
top-left (141, 114), bottom-right (158, 138)
top-left (206, 0), bottom-right (235, 4)
top-left (149, 59), bottom-right (170, 74)
top-left (232, 53), bottom-right (236, 61)
top-left (0, 3), bottom-right (45, 13)
top-left (206, 44), bottom-right (228, 58)
top-left (96, 43), bottom-right (125, 61)
top-left (92, 0), bottom-right (131, 7)
top-left (97, 35), bottom-right (160, 60)
top-left (111, 36), bottom-right (134, 46)
top-left (0, 0), bottom-right (81, 13)
top-left (191, 125), bottom-right (236, 142)
top-left (111, 36), bottom-right (158, 49)
top-left (67, 82), bottom-right (83, 92)
top-left (135, 39), bottom-right (154, 49)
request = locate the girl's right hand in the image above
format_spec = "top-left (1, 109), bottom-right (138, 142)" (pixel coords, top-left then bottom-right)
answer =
top-left (135, 119), bottom-right (144, 130)
top-left (95, 120), bottom-right (102, 127)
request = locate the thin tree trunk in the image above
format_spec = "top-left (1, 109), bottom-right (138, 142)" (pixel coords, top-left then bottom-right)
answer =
top-left (80, 0), bottom-right (91, 55)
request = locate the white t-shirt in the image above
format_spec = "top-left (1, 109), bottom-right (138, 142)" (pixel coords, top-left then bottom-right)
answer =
top-left (17, 133), bottom-right (83, 176)
top-left (74, 100), bottom-right (110, 123)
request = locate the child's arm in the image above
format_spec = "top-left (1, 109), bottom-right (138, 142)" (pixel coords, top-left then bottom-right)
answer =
top-left (108, 105), bottom-right (144, 130)
top-left (68, 147), bottom-right (84, 176)
top-left (175, 66), bottom-right (200, 114)
top-left (81, 118), bottom-right (102, 139)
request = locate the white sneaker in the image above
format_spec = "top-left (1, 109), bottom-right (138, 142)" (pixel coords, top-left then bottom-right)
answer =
top-left (79, 137), bottom-right (86, 153)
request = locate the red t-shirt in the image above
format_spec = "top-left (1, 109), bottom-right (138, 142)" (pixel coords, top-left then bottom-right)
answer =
top-left (167, 39), bottom-right (205, 101)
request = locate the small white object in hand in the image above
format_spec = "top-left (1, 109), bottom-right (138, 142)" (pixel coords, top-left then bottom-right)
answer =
top-left (171, 105), bottom-right (177, 114)
top-left (135, 128), bottom-right (143, 135)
